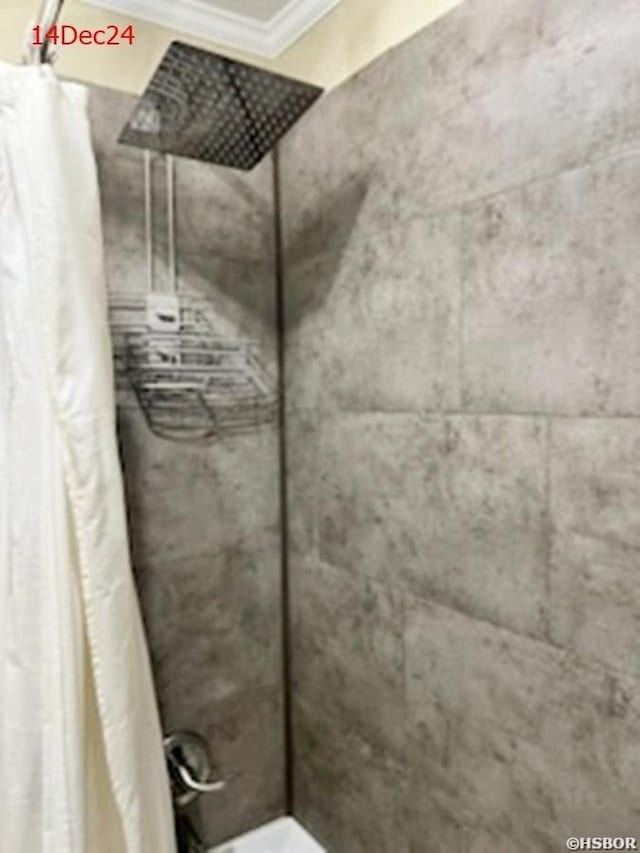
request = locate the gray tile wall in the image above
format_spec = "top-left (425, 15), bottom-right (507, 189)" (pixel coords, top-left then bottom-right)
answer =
top-left (280, 0), bottom-right (640, 849)
top-left (89, 87), bottom-right (285, 846)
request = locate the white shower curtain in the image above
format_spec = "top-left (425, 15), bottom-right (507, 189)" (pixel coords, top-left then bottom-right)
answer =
top-left (0, 63), bottom-right (176, 853)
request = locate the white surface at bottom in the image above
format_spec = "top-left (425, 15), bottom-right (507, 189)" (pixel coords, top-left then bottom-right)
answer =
top-left (212, 817), bottom-right (325, 853)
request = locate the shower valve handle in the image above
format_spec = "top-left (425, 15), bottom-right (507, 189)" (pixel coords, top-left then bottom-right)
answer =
top-left (164, 731), bottom-right (226, 806)
top-left (173, 761), bottom-right (225, 794)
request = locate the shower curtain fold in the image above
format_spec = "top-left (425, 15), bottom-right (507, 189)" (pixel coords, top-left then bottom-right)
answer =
top-left (0, 62), bottom-right (175, 853)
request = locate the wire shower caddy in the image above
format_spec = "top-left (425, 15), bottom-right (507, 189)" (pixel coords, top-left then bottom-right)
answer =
top-left (109, 153), bottom-right (276, 443)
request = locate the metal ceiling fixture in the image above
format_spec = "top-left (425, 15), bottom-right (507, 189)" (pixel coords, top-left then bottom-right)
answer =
top-left (119, 41), bottom-right (323, 170)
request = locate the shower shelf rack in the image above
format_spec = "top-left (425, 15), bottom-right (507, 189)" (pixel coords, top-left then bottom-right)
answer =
top-left (109, 291), bottom-right (277, 443)
top-left (107, 151), bottom-right (276, 444)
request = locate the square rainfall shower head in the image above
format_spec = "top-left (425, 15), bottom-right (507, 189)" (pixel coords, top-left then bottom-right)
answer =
top-left (119, 41), bottom-right (323, 170)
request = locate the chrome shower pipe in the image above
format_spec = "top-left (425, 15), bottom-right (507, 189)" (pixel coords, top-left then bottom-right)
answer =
top-left (144, 150), bottom-right (154, 295)
top-left (143, 153), bottom-right (177, 296)
top-left (166, 155), bottom-right (177, 295)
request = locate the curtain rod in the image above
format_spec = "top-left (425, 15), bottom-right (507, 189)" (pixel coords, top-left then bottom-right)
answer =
top-left (27, 0), bottom-right (66, 64)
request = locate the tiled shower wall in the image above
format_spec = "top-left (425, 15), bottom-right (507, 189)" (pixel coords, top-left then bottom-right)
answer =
top-left (280, 0), bottom-right (640, 850)
top-left (89, 88), bottom-right (285, 846)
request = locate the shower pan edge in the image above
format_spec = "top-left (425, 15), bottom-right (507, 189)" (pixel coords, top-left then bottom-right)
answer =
top-left (211, 816), bottom-right (325, 853)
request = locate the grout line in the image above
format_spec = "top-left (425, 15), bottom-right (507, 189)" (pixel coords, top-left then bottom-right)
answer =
top-left (542, 416), bottom-right (553, 644)
top-left (318, 546), bottom-right (562, 652)
top-left (456, 207), bottom-right (466, 411)
top-left (312, 141), bottom-right (640, 241)
top-left (287, 404), bottom-right (640, 422)
top-left (441, 409), bottom-right (640, 420)
top-left (273, 145), bottom-right (296, 816)
top-left (447, 145), bottom-right (640, 218)
top-left (398, 588), bottom-right (410, 774)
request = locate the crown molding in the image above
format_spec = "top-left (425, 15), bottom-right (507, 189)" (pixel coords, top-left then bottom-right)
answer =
top-left (83, 0), bottom-right (341, 57)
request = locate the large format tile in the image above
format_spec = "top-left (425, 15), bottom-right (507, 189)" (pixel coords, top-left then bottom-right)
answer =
top-left (462, 155), bottom-right (640, 414)
top-left (377, 8), bottom-right (640, 217)
top-left (285, 208), bottom-right (461, 414)
top-left (315, 413), bottom-right (433, 585)
top-left (406, 597), bottom-right (640, 849)
top-left (349, 0), bottom-right (542, 144)
top-left (539, 0), bottom-right (640, 50)
top-left (103, 243), bottom-right (148, 297)
top-left (278, 85), bottom-right (367, 256)
top-left (118, 407), bottom-right (279, 564)
top-left (290, 557), bottom-right (405, 757)
top-left (97, 152), bottom-right (146, 253)
top-left (278, 1), bottom-right (640, 851)
top-left (284, 409), bottom-right (320, 559)
top-left (137, 542), bottom-right (281, 707)
top-left (316, 413), bottom-right (548, 637)
top-left (549, 419), bottom-right (640, 676)
top-left (279, 0), bottom-right (543, 246)
top-left (294, 700), bottom-right (408, 853)
top-left (175, 156), bottom-right (274, 262)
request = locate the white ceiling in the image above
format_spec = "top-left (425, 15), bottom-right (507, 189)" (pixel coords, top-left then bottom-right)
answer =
top-left (84, 0), bottom-right (341, 56)
top-left (194, 0), bottom-right (290, 23)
